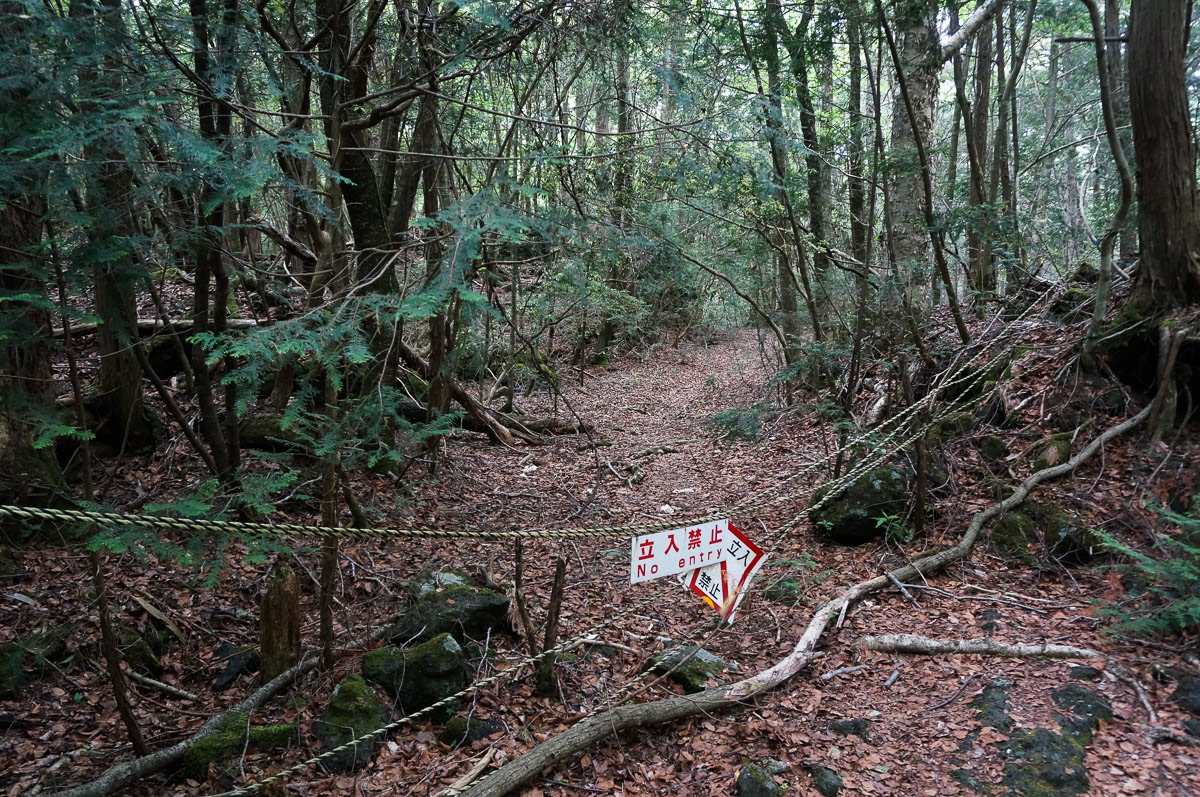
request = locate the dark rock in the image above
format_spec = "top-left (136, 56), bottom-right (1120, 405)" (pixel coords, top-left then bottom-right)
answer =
top-left (0, 644), bottom-right (25, 700)
top-left (411, 570), bottom-right (473, 598)
top-left (810, 466), bottom-right (908, 546)
top-left (970, 679), bottom-right (1014, 732)
top-left (313, 674), bottom-right (387, 773)
top-left (1052, 684), bottom-right (1112, 744)
top-left (392, 583), bottom-right (512, 644)
top-left (1069, 666), bottom-right (1101, 682)
top-left (441, 714), bottom-right (504, 747)
top-left (182, 712), bottom-right (295, 780)
top-left (362, 632), bottom-right (467, 718)
top-left (121, 635), bottom-right (163, 677)
top-left (829, 717), bottom-right (871, 742)
top-left (1183, 718), bottom-right (1200, 738)
top-left (999, 727), bottom-right (1089, 797)
top-left (1171, 675), bottom-right (1200, 715)
top-left (647, 645), bottom-right (735, 693)
top-left (1029, 502), bottom-right (1099, 564)
top-left (806, 763), bottom-right (843, 797)
top-left (991, 511), bottom-right (1039, 562)
top-left (977, 435), bottom-right (1009, 465)
top-left (213, 643), bottom-right (261, 692)
top-left (736, 763), bottom-right (786, 797)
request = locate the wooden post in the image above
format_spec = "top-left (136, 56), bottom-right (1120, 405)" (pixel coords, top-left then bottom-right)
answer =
top-left (260, 560), bottom-right (301, 682)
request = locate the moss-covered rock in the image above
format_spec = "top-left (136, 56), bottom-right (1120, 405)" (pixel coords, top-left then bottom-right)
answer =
top-left (122, 634), bottom-right (163, 677)
top-left (362, 632), bottom-right (467, 718)
top-left (0, 546), bottom-right (23, 582)
top-left (1029, 502), bottom-right (1099, 564)
top-left (970, 679), bottom-right (1014, 733)
top-left (998, 727), bottom-right (1089, 797)
top-left (1051, 683), bottom-right (1112, 745)
top-left (978, 435), bottom-right (1009, 466)
top-left (313, 674), bottom-right (387, 773)
top-left (182, 712), bottom-right (295, 780)
top-left (806, 763), bottom-right (843, 796)
top-left (736, 763), bottom-right (786, 797)
top-left (810, 466), bottom-right (908, 546)
top-left (391, 584), bottom-right (512, 644)
top-left (647, 645), bottom-right (735, 693)
top-left (992, 511), bottom-right (1039, 562)
top-left (1171, 675), bottom-right (1200, 715)
top-left (441, 714), bottom-right (504, 747)
top-left (1032, 433), bottom-right (1072, 470)
top-left (0, 643), bottom-right (25, 700)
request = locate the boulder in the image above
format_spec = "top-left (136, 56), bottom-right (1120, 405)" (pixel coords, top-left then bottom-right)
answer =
top-left (810, 466), bottom-right (908, 546)
top-left (313, 674), bottom-right (387, 773)
top-left (1032, 502), bottom-right (1100, 564)
top-left (392, 580), bottom-right (512, 644)
top-left (362, 632), bottom-right (467, 718)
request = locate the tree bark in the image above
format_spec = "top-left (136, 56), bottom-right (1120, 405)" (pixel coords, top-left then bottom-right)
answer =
top-left (1127, 0), bottom-right (1200, 311)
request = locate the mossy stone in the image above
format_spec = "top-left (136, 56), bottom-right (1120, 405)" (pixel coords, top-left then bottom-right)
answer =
top-left (992, 511), bottom-right (1039, 562)
top-left (391, 584), bottom-right (512, 644)
top-left (122, 635), bottom-right (163, 677)
top-left (1051, 684), bottom-right (1112, 744)
top-left (0, 643), bottom-right (25, 699)
top-left (647, 645), bottom-right (734, 693)
top-left (736, 763), bottom-right (786, 797)
top-left (182, 712), bottom-right (295, 780)
top-left (441, 714), bottom-right (504, 747)
top-left (313, 674), bottom-right (387, 773)
top-left (978, 435), bottom-right (1009, 465)
top-left (970, 679), bottom-right (1014, 733)
top-left (1031, 502), bottom-right (1099, 564)
top-left (362, 632), bottom-right (467, 718)
top-left (1033, 434), bottom-right (1072, 471)
top-left (0, 547), bottom-right (23, 581)
top-left (998, 727), bottom-right (1089, 797)
top-left (810, 466), bottom-right (908, 546)
top-left (807, 763), bottom-right (843, 796)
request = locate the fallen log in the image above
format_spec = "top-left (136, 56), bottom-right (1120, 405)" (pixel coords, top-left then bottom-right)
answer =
top-left (857, 633), bottom-right (1104, 660)
top-left (456, 403), bottom-right (1152, 797)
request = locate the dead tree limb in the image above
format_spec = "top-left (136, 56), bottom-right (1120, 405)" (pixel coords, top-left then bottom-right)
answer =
top-left (857, 633), bottom-right (1104, 660)
top-left (458, 403), bottom-right (1152, 797)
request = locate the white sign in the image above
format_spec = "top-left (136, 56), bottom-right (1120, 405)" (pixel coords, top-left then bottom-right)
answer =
top-left (629, 519), bottom-right (734, 584)
top-left (681, 522), bottom-right (766, 623)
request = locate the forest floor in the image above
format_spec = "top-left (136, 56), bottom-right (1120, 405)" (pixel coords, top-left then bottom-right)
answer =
top-left (3, 321), bottom-right (1200, 797)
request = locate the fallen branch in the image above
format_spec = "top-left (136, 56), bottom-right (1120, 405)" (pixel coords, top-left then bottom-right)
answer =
top-left (858, 633), bottom-right (1104, 661)
top-left (457, 403), bottom-right (1151, 797)
top-left (441, 748), bottom-right (497, 796)
top-left (123, 669), bottom-right (198, 702)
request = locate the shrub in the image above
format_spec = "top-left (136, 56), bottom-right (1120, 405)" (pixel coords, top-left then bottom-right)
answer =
top-left (1095, 500), bottom-right (1200, 637)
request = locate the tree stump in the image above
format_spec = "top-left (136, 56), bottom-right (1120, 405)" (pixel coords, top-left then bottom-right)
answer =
top-left (259, 561), bottom-right (300, 682)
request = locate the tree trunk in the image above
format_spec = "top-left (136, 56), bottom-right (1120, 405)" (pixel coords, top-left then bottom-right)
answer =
top-left (1127, 0), bottom-right (1200, 311)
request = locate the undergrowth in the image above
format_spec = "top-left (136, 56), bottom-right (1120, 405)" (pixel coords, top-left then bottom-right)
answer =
top-left (1096, 498), bottom-right (1200, 638)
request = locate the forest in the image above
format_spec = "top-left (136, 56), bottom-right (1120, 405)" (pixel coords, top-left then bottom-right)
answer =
top-left (2, 0), bottom-right (1200, 794)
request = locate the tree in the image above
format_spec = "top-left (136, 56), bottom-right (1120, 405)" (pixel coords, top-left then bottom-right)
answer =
top-left (1126, 0), bottom-right (1200, 311)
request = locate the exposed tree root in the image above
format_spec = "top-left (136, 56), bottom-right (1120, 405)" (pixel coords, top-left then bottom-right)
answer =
top-left (857, 633), bottom-right (1104, 660)
top-left (457, 404), bottom-right (1152, 797)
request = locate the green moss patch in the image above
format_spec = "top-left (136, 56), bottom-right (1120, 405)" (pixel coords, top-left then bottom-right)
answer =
top-left (313, 674), bottom-right (386, 773)
top-left (182, 712), bottom-right (295, 780)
